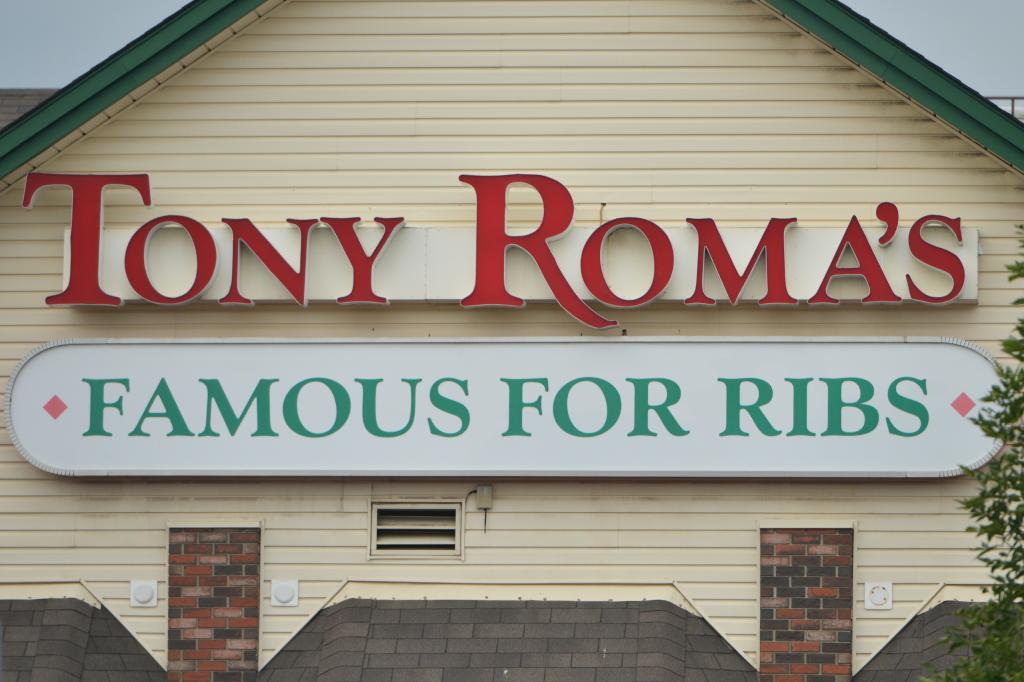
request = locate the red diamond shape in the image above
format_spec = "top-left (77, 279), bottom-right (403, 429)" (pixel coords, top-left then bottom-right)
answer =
top-left (43, 395), bottom-right (67, 420)
top-left (951, 392), bottom-right (976, 417)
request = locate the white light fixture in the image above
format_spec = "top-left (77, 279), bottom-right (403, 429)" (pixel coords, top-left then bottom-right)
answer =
top-left (130, 580), bottom-right (158, 608)
top-left (864, 582), bottom-right (893, 610)
top-left (271, 579), bottom-right (299, 607)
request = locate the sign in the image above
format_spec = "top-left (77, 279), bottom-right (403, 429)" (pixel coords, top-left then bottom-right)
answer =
top-left (25, 173), bottom-right (977, 329)
top-left (7, 338), bottom-right (999, 478)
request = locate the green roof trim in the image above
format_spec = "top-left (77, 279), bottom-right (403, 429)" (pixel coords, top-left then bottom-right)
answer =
top-left (3, 0), bottom-right (1024, 181)
top-left (0, 0), bottom-right (265, 181)
top-left (760, 0), bottom-right (1024, 174)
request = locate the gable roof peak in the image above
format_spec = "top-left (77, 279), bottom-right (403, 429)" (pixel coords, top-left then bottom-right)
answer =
top-left (758, 0), bottom-right (1024, 174)
top-left (2, 0), bottom-right (1024, 186)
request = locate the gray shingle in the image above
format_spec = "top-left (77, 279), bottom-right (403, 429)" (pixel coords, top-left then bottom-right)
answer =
top-left (552, 610), bottom-right (602, 624)
top-left (597, 671), bottom-right (637, 682)
top-left (426, 624), bottom-right (474, 639)
top-left (498, 638), bottom-right (547, 653)
top-left (367, 653), bottom-right (422, 668)
top-left (548, 639), bottom-right (598, 654)
top-left (393, 669), bottom-right (443, 682)
top-left (419, 653), bottom-right (471, 668)
top-left (447, 638), bottom-right (498, 654)
top-left (500, 669), bottom-right (546, 682)
top-left (374, 623), bottom-right (425, 639)
top-left (543, 670), bottom-right (595, 682)
top-left (453, 609), bottom-right (503, 624)
top-left (521, 653), bottom-right (572, 667)
top-left (524, 624), bottom-right (575, 639)
top-left (402, 609), bottom-right (453, 624)
top-left (397, 638), bottom-right (446, 654)
top-left (574, 624), bottom-right (626, 639)
top-left (502, 609), bottom-right (552, 624)
top-left (474, 624), bottom-right (525, 639)
top-left (470, 652), bottom-right (522, 668)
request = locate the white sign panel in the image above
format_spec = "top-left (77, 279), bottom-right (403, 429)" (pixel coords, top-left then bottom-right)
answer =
top-left (6, 338), bottom-right (1000, 478)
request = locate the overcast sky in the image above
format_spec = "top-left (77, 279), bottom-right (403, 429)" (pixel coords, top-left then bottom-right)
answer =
top-left (0, 0), bottom-right (1021, 101)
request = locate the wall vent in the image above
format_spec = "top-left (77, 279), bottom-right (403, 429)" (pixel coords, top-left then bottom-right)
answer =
top-left (371, 502), bottom-right (462, 557)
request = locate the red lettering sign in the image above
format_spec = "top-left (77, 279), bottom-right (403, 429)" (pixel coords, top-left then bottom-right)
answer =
top-left (809, 215), bottom-right (900, 304)
top-left (459, 174), bottom-right (613, 329)
top-left (580, 217), bottom-right (673, 308)
top-left (906, 215), bottom-right (965, 303)
top-left (220, 218), bottom-right (319, 305)
top-left (322, 217), bottom-right (404, 305)
top-left (685, 217), bottom-right (797, 305)
top-left (23, 172), bottom-right (972, 326)
top-left (125, 215), bottom-right (217, 305)
top-left (23, 173), bottom-right (152, 306)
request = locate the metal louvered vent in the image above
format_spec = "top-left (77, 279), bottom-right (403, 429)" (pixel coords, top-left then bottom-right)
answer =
top-left (371, 502), bottom-right (462, 557)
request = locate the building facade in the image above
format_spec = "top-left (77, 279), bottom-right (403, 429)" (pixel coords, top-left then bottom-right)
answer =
top-left (1, 1), bottom-right (1023, 680)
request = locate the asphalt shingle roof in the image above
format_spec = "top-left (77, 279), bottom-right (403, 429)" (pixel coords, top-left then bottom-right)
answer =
top-left (854, 601), bottom-right (971, 681)
top-left (259, 598), bottom-right (756, 682)
top-left (0, 598), bottom-right (164, 681)
top-left (0, 90), bottom-right (55, 130)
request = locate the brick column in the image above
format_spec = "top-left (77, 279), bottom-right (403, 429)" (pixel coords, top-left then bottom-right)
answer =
top-left (168, 527), bottom-right (261, 682)
top-left (760, 528), bottom-right (853, 681)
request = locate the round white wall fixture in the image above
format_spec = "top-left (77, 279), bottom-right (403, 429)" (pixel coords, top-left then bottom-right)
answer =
top-left (130, 580), bottom-right (158, 608)
top-left (271, 579), bottom-right (299, 607)
top-left (864, 582), bottom-right (893, 610)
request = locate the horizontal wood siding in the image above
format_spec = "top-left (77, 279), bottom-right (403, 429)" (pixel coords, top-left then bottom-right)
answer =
top-left (0, 0), bottom-right (1019, 671)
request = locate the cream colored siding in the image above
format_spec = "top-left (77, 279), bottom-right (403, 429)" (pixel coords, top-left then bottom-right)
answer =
top-left (0, 0), bottom-right (1020, 672)
top-left (0, 476), bottom-right (992, 668)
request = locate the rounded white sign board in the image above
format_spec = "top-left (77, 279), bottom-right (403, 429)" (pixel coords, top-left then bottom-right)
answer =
top-left (6, 337), bottom-right (1000, 478)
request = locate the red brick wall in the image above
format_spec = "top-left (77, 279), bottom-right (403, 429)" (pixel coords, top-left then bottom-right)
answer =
top-left (168, 527), bottom-right (260, 682)
top-left (760, 528), bottom-right (853, 681)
